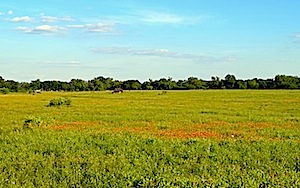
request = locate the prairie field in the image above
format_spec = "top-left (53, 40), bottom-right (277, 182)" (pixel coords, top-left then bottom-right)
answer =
top-left (0, 90), bottom-right (300, 187)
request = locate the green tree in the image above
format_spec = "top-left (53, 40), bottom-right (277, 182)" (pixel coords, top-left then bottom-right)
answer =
top-left (111, 80), bottom-right (123, 90)
top-left (247, 79), bottom-right (259, 89)
top-left (4, 80), bottom-right (20, 92)
top-left (70, 79), bottom-right (88, 91)
top-left (183, 77), bottom-right (205, 89)
top-left (142, 79), bottom-right (153, 90)
top-left (235, 80), bottom-right (247, 89)
top-left (275, 75), bottom-right (299, 89)
top-left (30, 79), bottom-right (41, 90)
top-left (122, 80), bottom-right (142, 90)
top-left (0, 76), bottom-right (4, 88)
top-left (224, 74), bottom-right (236, 89)
top-left (209, 76), bottom-right (221, 89)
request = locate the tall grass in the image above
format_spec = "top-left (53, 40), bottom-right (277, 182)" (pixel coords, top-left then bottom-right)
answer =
top-left (0, 90), bottom-right (299, 187)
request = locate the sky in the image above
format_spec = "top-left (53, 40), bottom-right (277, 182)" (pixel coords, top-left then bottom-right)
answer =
top-left (1, 1), bottom-right (300, 82)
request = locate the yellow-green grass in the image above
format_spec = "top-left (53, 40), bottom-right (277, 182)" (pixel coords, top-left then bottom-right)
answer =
top-left (0, 90), bottom-right (300, 187)
top-left (1, 90), bottom-right (299, 140)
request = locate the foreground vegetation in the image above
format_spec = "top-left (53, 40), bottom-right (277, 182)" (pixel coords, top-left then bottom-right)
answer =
top-left (0, 90), bottom-right (300, 187)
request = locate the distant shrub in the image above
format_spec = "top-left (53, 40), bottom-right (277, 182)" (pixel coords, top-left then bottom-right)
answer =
top-left (23, 116), bottom-right (54, 128)
top-left (0, 88), bottom-right (10, 94)
top-left (48, 97), bottom-right (71, 107)
top-left (23, 116), bottom-right (43, 128)
top-left (158, 91), bottom-right (167, 95)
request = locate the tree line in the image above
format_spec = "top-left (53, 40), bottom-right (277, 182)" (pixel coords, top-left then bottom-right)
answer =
top-left (0, 74), bottom-right (299, 93)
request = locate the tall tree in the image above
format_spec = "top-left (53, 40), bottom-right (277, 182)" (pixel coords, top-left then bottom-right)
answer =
top-left (0, 76), bottom-right (4, 88)
top-left (30, 79), bottom-right (41, 90)
top-left (209, 76), bottom-right (221, 89)
top-left (275, 75), bottom-right (299, 89)
top-left (224, 74), bottom-right (236, 89)
top-left (122, 80), bottom-right (142, 90)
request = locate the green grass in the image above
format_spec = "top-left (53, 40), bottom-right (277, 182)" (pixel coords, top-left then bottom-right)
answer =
top-left (0, 90), bottom-right (300, 187)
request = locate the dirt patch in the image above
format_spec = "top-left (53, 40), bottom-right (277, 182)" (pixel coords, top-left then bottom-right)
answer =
top-left (110, 126), bottom-right (222, 139)
top-left (156, 130), bottom-right (222, 139)
top-left (49, 121), bottom-right (289, 140)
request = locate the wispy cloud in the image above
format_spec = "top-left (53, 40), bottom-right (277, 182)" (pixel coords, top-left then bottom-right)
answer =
top-left (8, 10), bottom-right (203, 37)
top-left (10, 16), bottom-right (33, 22)
top-left (293, 33), bottom-right (300, 44)
top-left (40, 15), bottom-right (73, 23)
top-left (98, 10), bottom-right (207, 26)
top-left (92, 47), bottom-right (197, 58)
top-left (14, 21), bottom-right (116, 35)
top-left (0, 12), bottom-right (4, 16)
top-left (38, 60), bottom-right (80, 67)
top-left (7, 10), bottom-right (13, 15)
top-left (222, 56), bottom-right (236, 62)
top-left (68, 23), bottom-right (116, 33)
top-left (133, 10), bottom-right (207, 25)
top-left (141, 11), bottom-right (183, 24)
top-left (92, 47), bottom-right (236, 63)
top-left (15, 25), bottom-right (65, 34)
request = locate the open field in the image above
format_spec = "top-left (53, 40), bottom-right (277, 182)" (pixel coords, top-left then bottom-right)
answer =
top-left (0, 90), bottom-right (300, 187)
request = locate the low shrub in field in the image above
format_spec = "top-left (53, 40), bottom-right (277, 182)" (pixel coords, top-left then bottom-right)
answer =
top-left (158, 91), bottom-right (167, 95)
top-left (23, 116), bottom-right (54, 128)
top-left (48, 97), bottom-right (71, 107)
top-left (23, 116), bottom-right (43, 128)
top-left (0, 88), bottom-right (9, 94)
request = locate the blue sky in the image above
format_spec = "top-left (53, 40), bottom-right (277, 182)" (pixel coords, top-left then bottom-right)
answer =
top-left (1, 1), bottom-right (299, 82)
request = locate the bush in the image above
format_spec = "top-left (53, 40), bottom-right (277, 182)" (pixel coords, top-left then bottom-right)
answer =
top-left (23, 116), bottom-right (54, 128)
top-left (158, 91), bottom-right (167, 95)
top-left (48, 97), bottom-right (71, 107)
top-left (23, 116), bottom-right (43, 128)
top-left (0, 88), bottom-right (10, 94)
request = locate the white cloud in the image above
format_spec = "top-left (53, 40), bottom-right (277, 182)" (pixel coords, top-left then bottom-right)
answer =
top-left (223, 56), bottom-right (236, 62)
top-left (41, 16), bottom-right (57, 23)
top-left (41, 15), bottom-right (73, 23)
top-left (39, 60), bottom-right (81, 67)
top-left (131, 10), bottom-right (207, 25)
top-left (92, 47), bottom-right (235, 63)
top-left (7, 10), bottom-right (13, 15)
top-left (16, 25), bottom-right (65, 34)
top-left (35, 25), bottom-right (61, 32)
top-left (15, 27), bottom-right (32, 33)
top-left (10, 16), bottom-right (33, 22)
top-left (293, 33), bottom-right (300, 44)
top-left (60, 16), bottom-right (73, 21)
top-left (68, 23), bottom-right (115, 33)
top-left (95, 10), bottom-right (206, 26)
top-left (92, 47), bottom-right (188, 58)
top-left (0, 12), bottom-right (4, 16)
top-left (141, 11), bottom-right (183, 24)
top-left (69, 60), bottom-right (80, 65)
top-left (92, 47), bottom-right (131, 54)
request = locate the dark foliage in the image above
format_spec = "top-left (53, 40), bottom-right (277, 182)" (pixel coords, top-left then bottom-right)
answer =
top-left (0, 74), bottom-right (299, 92)
top-left (48, 97), bottom-right (71, 107)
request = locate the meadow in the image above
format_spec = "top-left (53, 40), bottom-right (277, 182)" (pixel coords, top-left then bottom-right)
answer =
top-left (0, 90), bottom-right (300, 187)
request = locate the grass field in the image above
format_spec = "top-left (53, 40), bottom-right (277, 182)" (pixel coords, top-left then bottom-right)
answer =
top-left (0, 90), bottom-right (300, 187)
